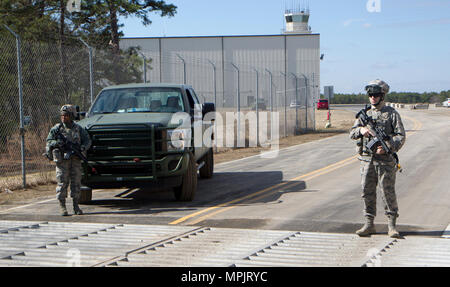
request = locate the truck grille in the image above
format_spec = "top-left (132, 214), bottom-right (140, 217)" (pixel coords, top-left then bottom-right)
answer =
top-left (94, 164), bottom-right (153, 175)
top-left (87, 124), bottom-right (162, 160)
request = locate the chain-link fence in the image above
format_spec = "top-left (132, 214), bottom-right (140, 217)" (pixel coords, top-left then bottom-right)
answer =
top-left (136, 50), bottom-right (317, 142)
top-left (0, 27), bottom-right (316, 190)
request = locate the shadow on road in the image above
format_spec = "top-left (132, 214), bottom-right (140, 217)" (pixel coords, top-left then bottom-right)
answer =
top-left (82, 171), bottom-right (312, 216)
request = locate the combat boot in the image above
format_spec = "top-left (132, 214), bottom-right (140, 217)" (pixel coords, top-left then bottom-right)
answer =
top-left (356, 216), bottom-right (376, 237)
top-left (388, 215), bottom-right (400, 238)
top-left (73, 198), bottom-right (83, 215)
top-left (59, 199), bottom-right (69, 216)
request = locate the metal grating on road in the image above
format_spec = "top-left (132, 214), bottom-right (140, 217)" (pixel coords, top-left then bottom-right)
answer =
top-left (364, 237), bottom-right (450, 267)
top-left (0, 221), bottom-right (116, 262)
top-left (0, 220), bottom-right (450, 267)
top-left (443, 224), bottom-right (450, 239)
top-left (232, 232), bottom-right (394, 267)
top-left (106, 227), bottom-right (294, 267)
top-left (0, 221), bottom-right (194, 267)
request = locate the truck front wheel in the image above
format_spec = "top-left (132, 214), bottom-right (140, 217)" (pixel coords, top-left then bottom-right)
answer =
top-left (79, 186), bottom-right (92, 204)
top-left (174, 152), bottom-right (197, 201)
top-left (199, 148), bottom-right (214, 179)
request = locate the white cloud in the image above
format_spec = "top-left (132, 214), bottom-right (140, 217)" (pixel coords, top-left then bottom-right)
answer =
top-left (378, 18), bottom-right (450, 28)
top-left (343, 18), bottom-right (365, 27)
top-left (343, 19), bottom-right (372, 28)
top-left (371, 62), bottom-right (397, 70)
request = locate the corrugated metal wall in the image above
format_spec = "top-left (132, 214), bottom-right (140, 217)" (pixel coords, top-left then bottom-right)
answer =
top-left (121, 34), bottom-right (320, 134)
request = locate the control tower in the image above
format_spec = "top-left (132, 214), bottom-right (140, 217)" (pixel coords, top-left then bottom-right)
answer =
top-left (284, 7), bottom-right (312, 34)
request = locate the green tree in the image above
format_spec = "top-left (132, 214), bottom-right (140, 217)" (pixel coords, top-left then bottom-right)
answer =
top-left (71, 0), bottom-right (176, 81)
top-left (0, 0), bottom-right (177, 151)
top-left (331, 91), bottom-right (449, 104)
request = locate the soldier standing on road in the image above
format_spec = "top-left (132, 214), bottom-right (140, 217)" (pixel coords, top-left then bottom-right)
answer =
top-left (349, 80), bottom-right (406, 238)
top-left (46, 105), bottom-right (91, 216)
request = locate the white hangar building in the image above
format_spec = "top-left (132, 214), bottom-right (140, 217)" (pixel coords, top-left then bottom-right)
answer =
top-left (120, 8), bottom-right (320, 131)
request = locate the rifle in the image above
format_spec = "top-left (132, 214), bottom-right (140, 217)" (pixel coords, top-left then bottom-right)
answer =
top-left (356, 105), bottom-right (402, 172)
top-left (54, 130), bottom-right (89, 163)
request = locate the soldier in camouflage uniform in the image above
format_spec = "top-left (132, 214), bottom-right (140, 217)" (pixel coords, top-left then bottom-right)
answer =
top-left (46, 105), bottom-right (91, 216)
top-left (349, 80), bottom-right (406, 238)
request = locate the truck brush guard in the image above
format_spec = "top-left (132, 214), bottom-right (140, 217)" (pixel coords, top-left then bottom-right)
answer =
top-left (83, 123), bottom-right (190, 185)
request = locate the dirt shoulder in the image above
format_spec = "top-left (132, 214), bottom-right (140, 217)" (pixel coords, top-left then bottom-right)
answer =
top-left (0, 108), bottom-right (355, 205)
top-left (215, 108), bottom-right (355, 164)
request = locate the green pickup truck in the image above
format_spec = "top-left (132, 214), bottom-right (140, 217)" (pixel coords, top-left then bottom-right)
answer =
top-left (77, 83), bottom-right (215, 202)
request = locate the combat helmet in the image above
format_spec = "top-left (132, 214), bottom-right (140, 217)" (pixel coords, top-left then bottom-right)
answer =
top-left (365, 79), bottom-right (389, 95)
top-left (60, 104), bottom-right (77, 121)
top-left (365, 79), bottom-right (389, 105)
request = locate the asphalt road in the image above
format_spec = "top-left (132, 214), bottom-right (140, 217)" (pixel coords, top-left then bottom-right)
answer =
top-left (1, 106), bottom-right (449, 237)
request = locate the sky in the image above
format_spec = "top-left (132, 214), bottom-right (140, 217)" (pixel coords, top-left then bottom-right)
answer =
top-left (120, 0), bottom-right (450, 94)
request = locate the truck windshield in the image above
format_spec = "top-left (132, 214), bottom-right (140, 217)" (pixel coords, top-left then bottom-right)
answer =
top-left (90, 87), bottom-right (185, 115)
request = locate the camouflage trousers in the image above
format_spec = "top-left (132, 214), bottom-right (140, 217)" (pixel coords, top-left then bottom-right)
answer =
top-left (55, 158), bottom-right (82, 201)
top-left (360, 159), bottom-right (399, 219)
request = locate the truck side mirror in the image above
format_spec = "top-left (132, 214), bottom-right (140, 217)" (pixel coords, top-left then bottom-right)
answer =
top-left (74, 105), bottom-right (81, 121)
top-left (202, 103), bottom-right (215, 118)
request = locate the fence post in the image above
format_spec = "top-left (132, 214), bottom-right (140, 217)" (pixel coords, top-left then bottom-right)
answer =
top-left (207, 60), bottom-right (217, 108)
top-left (137, 51), bottom-right (147, 83)
top-left (253, 68), bottom-right (259, 146)
top-left (265, 69), bottom-right (273, 141)
top-left (176, 54), bottom-right (186, 84)
top-left (79, 38), bottom-right (94, 104)
top-left (290, 73), bottom-right (299, 134)
top-left (4, 25), bottom-right (26, 189)
top-left (300, 73), bottom-right (308, 131)
top-left (265, 69), bottom-right (273, 113)
top-left (280, 72), bottom-right (287, 138)
top-left (312, 72), bottom-right (315, 130)
top-left (230, 63), bottom-right (240, 145)
top-left (208, 60), bottom-right (217, 152)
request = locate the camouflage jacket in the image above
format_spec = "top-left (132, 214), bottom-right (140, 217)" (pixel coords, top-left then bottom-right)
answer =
top-left (46, 122), bottom-right (91, 152)
top-left (349, 102), bottom-right (406, 163)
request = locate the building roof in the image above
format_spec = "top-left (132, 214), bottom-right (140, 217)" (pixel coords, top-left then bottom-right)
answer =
top-left (121, 33), bottom-right (320, 40)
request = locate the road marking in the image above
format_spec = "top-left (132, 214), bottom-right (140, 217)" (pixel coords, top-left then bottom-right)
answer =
top-left (186, 155), bottom-right (358, 225)
top-left (0, 189), bottom-right (104, 214)
top-left (215, 133), bottom-right (344, 167)
top-left (184, 115), bottom-right (425, 225)
top-left (0, 198), bottom-right (56, 214)
top-left (402, 115), bottom-right (422, 136)
top-left (169, 155), bottom-right (358, 225)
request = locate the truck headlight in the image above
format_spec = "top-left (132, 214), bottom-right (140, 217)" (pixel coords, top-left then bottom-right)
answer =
top-left (167, 129), bottom-right (191, 151)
